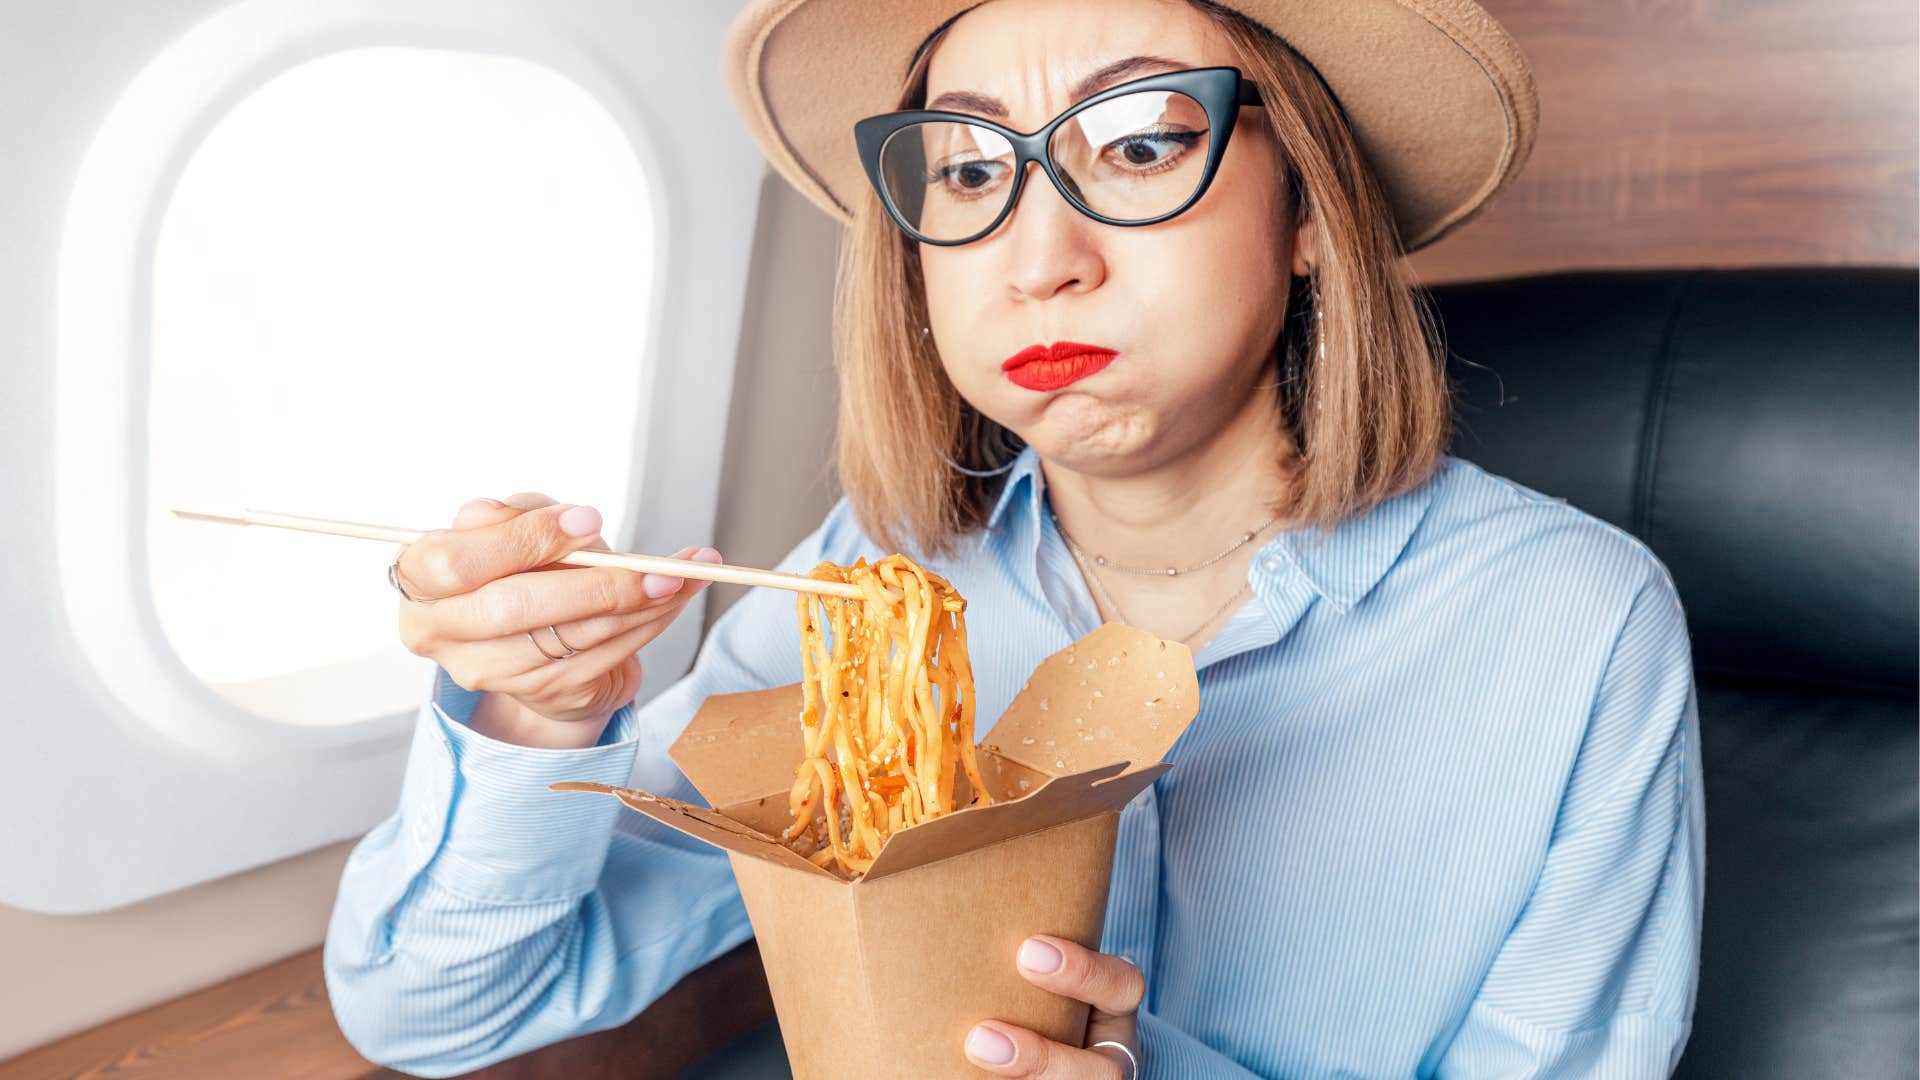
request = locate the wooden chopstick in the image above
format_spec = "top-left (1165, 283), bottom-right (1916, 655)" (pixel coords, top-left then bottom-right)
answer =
top-left (168, 504), bottom-right (864, 600)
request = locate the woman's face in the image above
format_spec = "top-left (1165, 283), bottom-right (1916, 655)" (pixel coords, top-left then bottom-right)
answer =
top-left (919, 0), bottom-right (1313, 478)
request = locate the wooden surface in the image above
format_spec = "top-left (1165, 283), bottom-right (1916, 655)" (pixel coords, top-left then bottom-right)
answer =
top-left (0, 941), bottom-right (774, 1080)
top-left (0, 949), bottom-right (395, 1080)
top-left (1407, 0), bottom-right (1917, 283)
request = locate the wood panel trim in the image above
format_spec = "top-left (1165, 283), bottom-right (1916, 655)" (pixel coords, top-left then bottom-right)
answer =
top-left (0, 941), bottom-right (773, 1080)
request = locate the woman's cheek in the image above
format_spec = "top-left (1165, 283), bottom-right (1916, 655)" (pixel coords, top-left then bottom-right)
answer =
top-left (936, 355), bottom-right (1022, 429)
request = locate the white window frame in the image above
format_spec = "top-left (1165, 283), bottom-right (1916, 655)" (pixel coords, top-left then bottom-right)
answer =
top-left (15, 0), bottom-right (763, 913)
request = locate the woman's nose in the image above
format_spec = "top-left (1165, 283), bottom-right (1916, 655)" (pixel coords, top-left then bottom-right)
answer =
top-left (1001, 160), bottom-right (1105, 302)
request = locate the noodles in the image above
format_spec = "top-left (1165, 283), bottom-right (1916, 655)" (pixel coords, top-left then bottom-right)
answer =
top-left (779, 554), bottom-right (993, 877)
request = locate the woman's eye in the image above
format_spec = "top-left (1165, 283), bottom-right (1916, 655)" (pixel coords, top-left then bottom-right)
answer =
top-left (1107, 128), bottom-right (1203, 171)
top-left (929, 158), bottom-right (1008, 196)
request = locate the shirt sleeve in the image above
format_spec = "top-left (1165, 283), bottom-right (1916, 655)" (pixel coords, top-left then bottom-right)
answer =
top-left (323, 504), bottom-right (855, 1077)
top-left (1435, 564), bottom-right (1705, 1079)
top-left (1137, 1009), bottom-right (1267, 1077)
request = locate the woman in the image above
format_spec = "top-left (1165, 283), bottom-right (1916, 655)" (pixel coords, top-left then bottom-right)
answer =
top-left (327, 0), bottom-right (1704, 1076)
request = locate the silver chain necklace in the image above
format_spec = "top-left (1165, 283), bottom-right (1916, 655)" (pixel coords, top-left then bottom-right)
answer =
top-left (1065, 540), bottom-right (1251, 646)
top-left (1051, 510), bottom-right (1270, 646)
top-left (1049, 509), bottom-right (1280, 576)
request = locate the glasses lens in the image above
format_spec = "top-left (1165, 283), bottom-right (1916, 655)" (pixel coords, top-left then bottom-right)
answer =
top-left (1050, 88), bottom-right (1212, 222)
top-left (877, 121), bottom-right (1018, 243)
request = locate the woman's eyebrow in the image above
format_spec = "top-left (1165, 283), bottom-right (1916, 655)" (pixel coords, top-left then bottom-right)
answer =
top-left (924, 54), bottom-right (1189, 119)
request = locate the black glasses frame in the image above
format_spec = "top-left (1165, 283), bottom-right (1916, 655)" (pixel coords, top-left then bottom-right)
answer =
top-left (853, 65), bottom-right (1265, 247)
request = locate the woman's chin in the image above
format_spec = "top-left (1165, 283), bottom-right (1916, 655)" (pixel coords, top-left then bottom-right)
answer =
top-left (1022, 419), bottom-right (1164, 477)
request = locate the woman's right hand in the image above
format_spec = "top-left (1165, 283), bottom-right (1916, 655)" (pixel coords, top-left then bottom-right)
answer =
top-left (393, 492), bottom-right (723, 743)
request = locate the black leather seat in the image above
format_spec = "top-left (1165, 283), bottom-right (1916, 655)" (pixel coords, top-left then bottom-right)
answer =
top-left (1432, 265), bottom-right (1919, 1077)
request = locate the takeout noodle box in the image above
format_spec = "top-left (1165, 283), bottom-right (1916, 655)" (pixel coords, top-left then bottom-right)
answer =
top-left (551, 623), bottom-right (1200, 1079)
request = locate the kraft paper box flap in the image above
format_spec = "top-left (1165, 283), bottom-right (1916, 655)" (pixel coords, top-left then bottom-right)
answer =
top-left (556, 759), bottom-right (1172, 885)
top-left (667, 684), bottom-right (806, 810)
top-left (548, 782), bottom-right (839, 880)
top-left (981, 623), bottom-right (1201, 779)
top-left (859, 760), bottom-right (1170, 881)
top-left (669, 623), bottom-right (1199, 809)
top-left (553, 622), bottom-right (1201, 882)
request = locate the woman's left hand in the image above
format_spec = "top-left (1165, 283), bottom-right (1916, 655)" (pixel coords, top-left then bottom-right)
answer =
top-left (963, 935), bottom-right (1143, 1078)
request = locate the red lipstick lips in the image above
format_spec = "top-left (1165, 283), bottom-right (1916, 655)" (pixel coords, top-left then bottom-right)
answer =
top-left (1001, 341), bottom-right (1119, 391)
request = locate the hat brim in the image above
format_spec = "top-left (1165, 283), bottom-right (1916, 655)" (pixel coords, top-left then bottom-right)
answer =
top-left (723, 0), bottom-right (1537, 254)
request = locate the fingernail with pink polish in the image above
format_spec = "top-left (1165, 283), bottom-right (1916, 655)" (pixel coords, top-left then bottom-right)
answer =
top-left (1018, 937), bottom-right (1063, 974)
top-left (966, 1025), bottom-right (1015, 1065)
top-left (558, 504), bottom-right (601, 537)
top-left (641, 573), bottom-right (684, 599)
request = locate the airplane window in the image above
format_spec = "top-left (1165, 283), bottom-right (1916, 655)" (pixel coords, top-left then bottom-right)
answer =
top-left (145, 47), bottom-right (655, 727)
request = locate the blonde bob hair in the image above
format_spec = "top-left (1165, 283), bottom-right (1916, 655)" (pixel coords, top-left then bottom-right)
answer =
top-left (831, 0), bottom-right (1453, 558)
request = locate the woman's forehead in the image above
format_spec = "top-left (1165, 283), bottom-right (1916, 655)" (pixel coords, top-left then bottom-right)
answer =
top-left (925, 0), bottom-right (1232, 122)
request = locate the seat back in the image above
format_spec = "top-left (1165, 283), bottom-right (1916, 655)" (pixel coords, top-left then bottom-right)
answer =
top-left (1427, 266), bottom-right (1919, 1076)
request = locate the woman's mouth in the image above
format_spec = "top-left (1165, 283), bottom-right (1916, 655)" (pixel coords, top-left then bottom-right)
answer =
top-left (1001, 341), bottom-right (1119, 391)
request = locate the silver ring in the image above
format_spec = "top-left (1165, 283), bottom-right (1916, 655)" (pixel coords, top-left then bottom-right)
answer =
top-left (388, 552), bottom-right (439, 604)
top-left (1089, 1040), bottom-right (1138, 1080)
top-left (526, 624), bottom-right (580, 662)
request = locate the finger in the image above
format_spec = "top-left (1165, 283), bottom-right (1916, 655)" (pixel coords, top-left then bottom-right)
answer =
top-left (629, 543), bottom-right (725, 599)
top-left (452, 495), bottom-right (579, 566)
top-left (450, 547), bottom-right (719, 669)
top-left (451, 497), bottom-right (514, 530)
top-left (397, 495), bottom-right (568, 655)
top-left (963, 1022), bottom-right (1124, 1079)
top-left (496, 493), bottom-right (621, 564)
top-left (1084, 1010), bottom-right (1139, 1066)
top-left (393, 499), bottom-right (518, 605)
top-left (399, 500), bottom-right (606, 600)
top-left (487, 578), bottom-right (707, 701)
top-left (496, 636), bottom-right (643, 724)
top-left (1015, 936), bottom-right (1145, 1018)
top-left (464, 491), bottom-right (637, 564)
top-left (461, 585), bottom-right (682, 683)
top-left (429, 545), bottom-right (720, 644)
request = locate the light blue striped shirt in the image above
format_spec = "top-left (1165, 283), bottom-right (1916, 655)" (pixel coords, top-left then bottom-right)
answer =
top-left (325, 449), bottom-right (1703, 1077)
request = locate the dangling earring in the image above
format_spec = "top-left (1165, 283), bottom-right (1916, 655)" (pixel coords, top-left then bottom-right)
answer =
top-left (1311, 282), bottom-right (1325, 416)
top-left (922, 325), bottom-right (931, 335)
top-left (942, 452), bottom-right (1018, 477)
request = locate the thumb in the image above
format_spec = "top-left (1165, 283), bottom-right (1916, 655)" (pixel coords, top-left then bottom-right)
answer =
top-left (399, 500), bottom-right (605, 601)
top-left (456, 496), bottom-right (613, 553)
top-left (519, 502), bottom-right (607, 570)
top-left (492, 492), bottom-right (612, 560)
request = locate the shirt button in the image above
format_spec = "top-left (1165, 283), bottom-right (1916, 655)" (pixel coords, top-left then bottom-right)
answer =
top-left (1259, 555), bottom-right (1282, 574)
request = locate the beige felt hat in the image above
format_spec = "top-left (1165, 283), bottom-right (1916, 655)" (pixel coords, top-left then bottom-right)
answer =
top-left (721, 0), bottom-right (1539, 253)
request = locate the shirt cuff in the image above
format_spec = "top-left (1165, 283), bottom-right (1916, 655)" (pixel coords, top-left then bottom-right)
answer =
top-left (432, 665), bottom-right (637, 748)
top-left (1136, 1009), bottom-right (1264, 1078)
top-left (1437, 999), bottom-right (1694, 1078)
top-left (420, 666), bottom-right (642, 903)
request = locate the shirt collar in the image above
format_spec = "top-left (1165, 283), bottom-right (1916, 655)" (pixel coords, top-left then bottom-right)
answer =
top-left (985, 444), bottom-right (1046, 530)
top-left (1268, 461), bottom-right (1445, 614)
top-left (986, 446), bottom-right (1444, 615)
